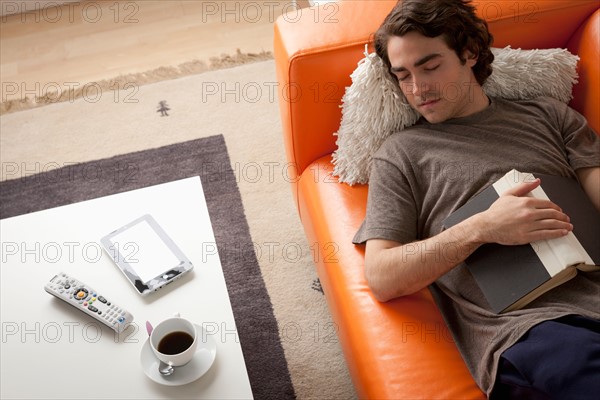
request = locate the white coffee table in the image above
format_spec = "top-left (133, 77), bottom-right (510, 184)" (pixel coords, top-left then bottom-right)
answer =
top-left (0, 176), bottom-right (253, 399)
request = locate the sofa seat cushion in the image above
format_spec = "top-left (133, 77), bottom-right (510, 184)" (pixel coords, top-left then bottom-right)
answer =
top-left (296, 154), bottom-right (486, 399)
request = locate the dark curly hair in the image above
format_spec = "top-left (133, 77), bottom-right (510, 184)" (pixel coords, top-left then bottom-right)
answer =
top-left (374, 0), bottom-right (494, 86)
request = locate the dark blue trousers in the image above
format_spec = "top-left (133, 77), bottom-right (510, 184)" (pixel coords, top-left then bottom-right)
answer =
top-left (491, 315), bottom-right (600, 400)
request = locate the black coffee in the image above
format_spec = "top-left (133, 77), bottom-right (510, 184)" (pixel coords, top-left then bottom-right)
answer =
top-left (157, 331), bottom-right (194, 355)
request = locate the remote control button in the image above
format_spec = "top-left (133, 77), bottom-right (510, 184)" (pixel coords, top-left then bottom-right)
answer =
top-left (45, 274), bottom-right (133, 333)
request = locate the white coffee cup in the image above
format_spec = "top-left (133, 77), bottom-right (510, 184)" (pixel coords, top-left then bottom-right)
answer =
top-left (150, 315), bottom-right (198, 367)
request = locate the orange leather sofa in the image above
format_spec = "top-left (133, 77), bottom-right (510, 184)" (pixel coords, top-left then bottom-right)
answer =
top-left (274, 1), bottom-right (599, 398)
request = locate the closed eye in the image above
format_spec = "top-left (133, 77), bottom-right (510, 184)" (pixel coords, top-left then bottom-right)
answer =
top-left (424, 64), bottom-right (440, 72)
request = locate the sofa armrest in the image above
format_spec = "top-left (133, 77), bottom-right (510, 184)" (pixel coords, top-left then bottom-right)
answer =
top-left (274, 1), bottom-right (396, 184)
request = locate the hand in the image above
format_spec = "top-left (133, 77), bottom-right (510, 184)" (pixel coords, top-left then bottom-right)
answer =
top-left (475, 178), bottom-right (573, 245)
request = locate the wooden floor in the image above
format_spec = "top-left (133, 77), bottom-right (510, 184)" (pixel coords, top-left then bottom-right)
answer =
top-left (0, 0), bottom-right (310, 102)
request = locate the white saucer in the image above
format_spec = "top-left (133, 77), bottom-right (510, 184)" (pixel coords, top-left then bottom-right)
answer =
top-left (140, 324), bottom-right (217, 386)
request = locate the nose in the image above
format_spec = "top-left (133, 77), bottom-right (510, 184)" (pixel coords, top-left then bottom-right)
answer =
top-left (401, 79), bottom-right (430, 99)
top-left (410, 74), bottom-right (430, 98)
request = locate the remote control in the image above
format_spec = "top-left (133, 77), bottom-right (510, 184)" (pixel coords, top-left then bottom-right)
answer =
top-left (44, 272), bottom-right (134, 333)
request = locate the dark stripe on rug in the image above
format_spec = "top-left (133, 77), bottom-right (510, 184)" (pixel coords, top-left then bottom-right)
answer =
top-left (0, 134), bottom-right (296, 399)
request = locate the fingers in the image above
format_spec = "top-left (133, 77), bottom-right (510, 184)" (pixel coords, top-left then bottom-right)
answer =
top-left (503, 178), bottom-right (541, 197)
top-left (517, 208), bottom-right (573, 243)
top-left (483, 184), bottom-right (574, 245)
top-left (523, 225), bottom-right (572, 242)
top-left (517, 202), bottom-right (572, 229)
top-left (533, 208), bottom-right (570, 223)
top-left (530, 217), bottom-right (573, 232)
top-left (499, 215), bottom-right (573, 245)
top-left (519, 197), bottom-right (563, 213)
top-left (501, 178), bottom-right (564, 212)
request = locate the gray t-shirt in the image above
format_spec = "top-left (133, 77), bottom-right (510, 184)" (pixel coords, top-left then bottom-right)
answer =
top-left (353, 96), bottom-right (600, 395)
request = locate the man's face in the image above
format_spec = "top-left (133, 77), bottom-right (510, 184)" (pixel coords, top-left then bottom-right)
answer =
top-left (387, 32), bottom-right (480, 124)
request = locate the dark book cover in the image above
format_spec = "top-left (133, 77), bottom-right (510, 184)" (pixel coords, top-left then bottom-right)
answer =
top-left (443, 172), bottom-right (600, 313)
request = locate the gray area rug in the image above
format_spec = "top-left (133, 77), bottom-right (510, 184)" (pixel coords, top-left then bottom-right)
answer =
top-left (1, 60), bottom-right (357, 399)
top-left (0, 134), bottom-right (295, 399)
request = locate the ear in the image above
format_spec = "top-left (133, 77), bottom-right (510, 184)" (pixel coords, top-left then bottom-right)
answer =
top-left (463, 50), bottom-right (478, 67)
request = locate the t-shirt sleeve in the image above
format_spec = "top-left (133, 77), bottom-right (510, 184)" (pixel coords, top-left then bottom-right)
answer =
top-left (555, 98), bottom-right (600, 170)
top-left (352, 156), bottom-right (419, 244)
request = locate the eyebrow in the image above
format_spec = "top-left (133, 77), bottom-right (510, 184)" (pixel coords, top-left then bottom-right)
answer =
top-left (390, 53), bottom-right (443, 73)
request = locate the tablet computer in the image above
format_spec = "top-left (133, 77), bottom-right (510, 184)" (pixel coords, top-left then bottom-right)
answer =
top-left (100, 214), bottom-right (194, 296)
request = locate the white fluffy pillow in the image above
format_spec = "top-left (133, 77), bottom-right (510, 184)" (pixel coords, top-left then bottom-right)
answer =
top-left (332, 46), bottom-right (580, 185)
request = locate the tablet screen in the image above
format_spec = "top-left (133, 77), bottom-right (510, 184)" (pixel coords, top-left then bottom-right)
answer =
top-left (101, 214), bottom-right (194, 296)
top-left (108, 219), bottom-right (181, 283)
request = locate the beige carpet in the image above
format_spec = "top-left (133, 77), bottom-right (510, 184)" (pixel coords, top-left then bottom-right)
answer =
top-left (0, 60), bottom-right (357, 399)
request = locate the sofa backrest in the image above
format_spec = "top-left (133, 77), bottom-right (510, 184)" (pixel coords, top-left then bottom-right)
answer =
top-left (275, 0), bottom-right (599, 182)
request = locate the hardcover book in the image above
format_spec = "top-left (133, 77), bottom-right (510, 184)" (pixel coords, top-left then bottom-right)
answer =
top-left (443, 169), bottom-right (600, 313)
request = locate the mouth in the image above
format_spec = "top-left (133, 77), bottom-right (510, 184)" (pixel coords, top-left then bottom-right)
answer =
top-left (418, 99), bottom-right (440, 109)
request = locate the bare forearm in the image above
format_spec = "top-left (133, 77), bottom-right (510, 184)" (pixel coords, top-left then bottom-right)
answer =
top-left (365, 217), bottom-right (483, 302)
